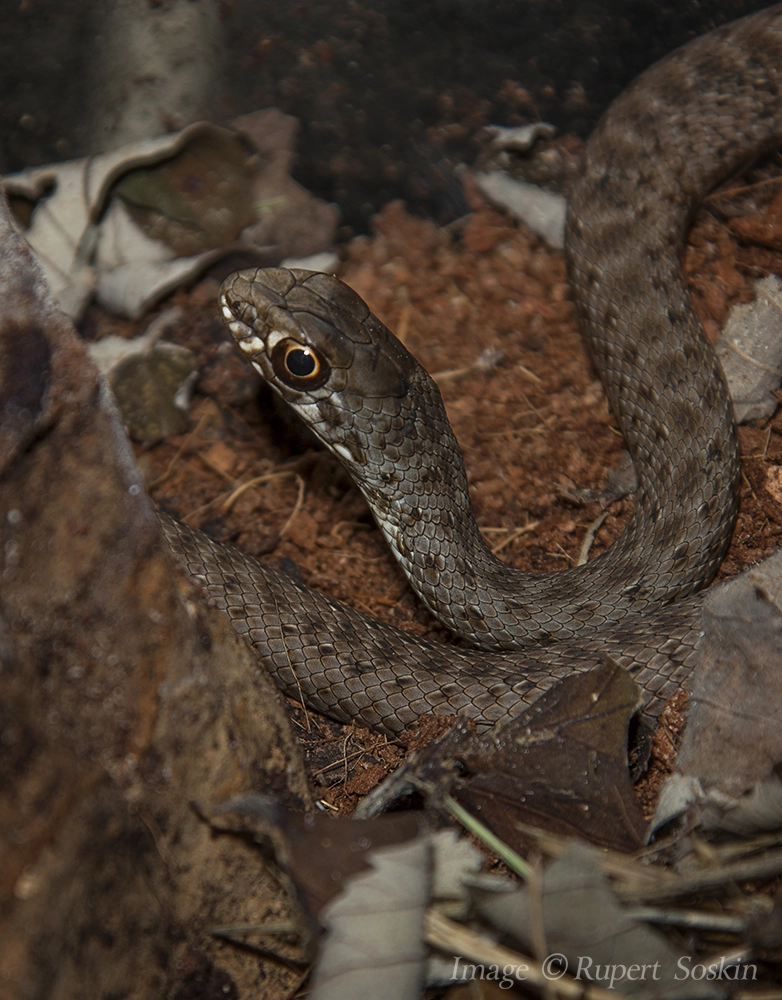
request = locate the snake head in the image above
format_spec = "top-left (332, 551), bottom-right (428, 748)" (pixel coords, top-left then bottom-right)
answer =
top-left (219, 267), bottom-right (418, 396)
top-left (219, 267), bottom-right (434, 472)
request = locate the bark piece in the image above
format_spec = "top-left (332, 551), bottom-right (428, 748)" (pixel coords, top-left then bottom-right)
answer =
top-left (0, 194), bottom-right (311, 999)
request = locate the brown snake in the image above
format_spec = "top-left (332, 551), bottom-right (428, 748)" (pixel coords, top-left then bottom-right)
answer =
top-left (160, 7), bottom-right (782, 737)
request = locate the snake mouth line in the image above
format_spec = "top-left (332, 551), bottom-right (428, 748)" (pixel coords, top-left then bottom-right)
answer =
top-left (219, 302), bottom-right (260, 353)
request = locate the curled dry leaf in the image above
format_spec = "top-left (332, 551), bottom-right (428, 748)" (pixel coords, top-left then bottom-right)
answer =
top-left (3, 114), bottom-right (338, 321)
top-left (4, 122), bottom-right (221, 318)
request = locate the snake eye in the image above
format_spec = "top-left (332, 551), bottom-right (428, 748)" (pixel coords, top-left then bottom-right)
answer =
top-left (271, 339), bottom-right (330, 389)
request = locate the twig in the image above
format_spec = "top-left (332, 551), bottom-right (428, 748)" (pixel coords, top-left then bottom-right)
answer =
top-left (711, 829), bottom-right (782, 863)
top-left (517, 362), bottom-right (543, 384)
top-left (625, 907), bottom-right (746, 933)
top-left (528, 856), bottom-right (557, 1000)
top-left (222, 469), bottom-right (300, 512)
top-left (396, 302), bottom-right (411, 344)
top-left (577, 511), bottom-right (609, 565)
top-left (147, 411), bottom-right (209, 490)
top-left (723, 337), bottom-right (782, 378)
top-left (704, 173), bottom-right (782, 202)
top-left (197, 450), bottom-right (238, 484)
top-left (489, 520), bottom-right (540, 555)
top-left (619, 846), bottom-right (782, 906)
top-left (278, 474), bottom-right (306, 540)
top-left (432, 346), bottom-right (505, 383)
top-left (311, 747), bottom-right (367, 780)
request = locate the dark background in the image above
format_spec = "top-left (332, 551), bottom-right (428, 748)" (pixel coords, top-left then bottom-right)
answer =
top-left (1, 0), bottom-right (776, 235)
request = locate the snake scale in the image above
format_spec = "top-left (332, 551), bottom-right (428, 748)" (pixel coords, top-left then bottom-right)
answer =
top-left (159, 6), bottom-right (782, 737)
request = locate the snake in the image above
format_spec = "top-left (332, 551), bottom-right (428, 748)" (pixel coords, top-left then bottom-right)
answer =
top-left (159, 6), bottom-right (782, 737)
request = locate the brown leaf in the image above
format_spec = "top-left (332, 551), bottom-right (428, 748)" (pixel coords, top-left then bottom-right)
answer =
top-left (114, 129), bottom-right (257, 256)
top-left (232, 108), bottom-right (340, 262)
top-left (417, 661), bottom-right (646, 852)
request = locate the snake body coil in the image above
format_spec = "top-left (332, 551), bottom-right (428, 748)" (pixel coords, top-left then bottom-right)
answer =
top-left (160, 7), bottom-right (782, 735)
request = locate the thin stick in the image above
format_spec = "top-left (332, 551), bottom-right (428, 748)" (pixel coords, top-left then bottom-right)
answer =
top-left (444, 795), bottom-right (531, 879)
top-left (222, 470), bottom-right (300, 512)
top-left (490, 521), bottom-right (540, 555)
top-left (148, 412), bottom-right (209, 490)
top-left (577, 511), bottom-right (609, 565)
top-left (278, 475), bottom-right (306, 540)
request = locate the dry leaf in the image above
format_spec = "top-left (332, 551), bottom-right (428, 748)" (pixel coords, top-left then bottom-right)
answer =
top-left (206, 793), bottom-right (430, 999)
top-left (3, 115), bottom-right (337, 320)
top-left (654, 551), bottom-right (782, 834)
top-left (413, 661), bottom-right (646, 852)
top-left (474, 840), bottom-right (721, 999)
top-left (716, 275), bottom-right (782, 422)
top-left (113, 129), bottom-right (256, 256)
top-left (3, 123), bottom-right (219, 318)
top-left (311, 836), bottom-right (429, 1000)
top-left (232, 109), bottom-right (340, 262)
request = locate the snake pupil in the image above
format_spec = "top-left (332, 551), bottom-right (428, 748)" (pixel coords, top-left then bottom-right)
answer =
top-left (287, 347), bottom-right (317, 377)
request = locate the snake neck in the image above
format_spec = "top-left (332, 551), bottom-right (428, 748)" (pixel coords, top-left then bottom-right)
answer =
top-left (347, 369), bottom-right (530, 647)
top-left (339, 365), bottom-right (628, 652)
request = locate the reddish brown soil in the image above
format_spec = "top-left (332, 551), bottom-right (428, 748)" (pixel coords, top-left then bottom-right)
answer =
top-left (84, 165), bottom-right (782, 814)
